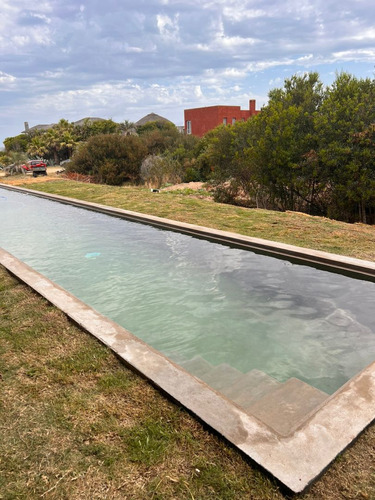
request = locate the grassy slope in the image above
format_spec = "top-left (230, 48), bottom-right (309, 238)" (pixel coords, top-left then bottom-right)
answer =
top-left (1, 176), bottom-right (375, 498)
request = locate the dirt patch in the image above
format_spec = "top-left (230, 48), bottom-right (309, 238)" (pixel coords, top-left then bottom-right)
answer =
top-left (0, 167), bottom-right (65, 185)
top-left (161, 182), bottom-right (205, 191)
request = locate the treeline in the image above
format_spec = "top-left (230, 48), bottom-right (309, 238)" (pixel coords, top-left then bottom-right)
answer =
top-left (2, 71), bottom-right (375, 224)
top-left (1, 117), bottom-right (202, 187)
top-left (204, 72), bottom-right (375, 224)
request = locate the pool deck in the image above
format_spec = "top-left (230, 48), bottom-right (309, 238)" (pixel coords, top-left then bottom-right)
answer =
top-left (1, 183), bottom-right (375, 493)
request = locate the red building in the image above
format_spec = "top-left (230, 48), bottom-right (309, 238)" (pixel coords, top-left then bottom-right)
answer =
top-left (184, 99), bottom-right (260, 137)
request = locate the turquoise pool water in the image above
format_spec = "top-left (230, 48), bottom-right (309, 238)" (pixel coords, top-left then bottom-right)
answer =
top-left (1, 187), bottom-right (375, 394)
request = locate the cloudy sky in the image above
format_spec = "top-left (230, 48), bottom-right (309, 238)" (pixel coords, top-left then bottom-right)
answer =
top-left (1, 0), bottom-right (375, 146)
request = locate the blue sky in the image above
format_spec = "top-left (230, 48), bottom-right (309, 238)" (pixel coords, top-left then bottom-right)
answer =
top-left (1, 0), bottom-right (375, 146)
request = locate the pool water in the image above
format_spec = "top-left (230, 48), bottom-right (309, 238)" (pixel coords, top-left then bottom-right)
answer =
top-left (1, 187), bottom-right (375, 394)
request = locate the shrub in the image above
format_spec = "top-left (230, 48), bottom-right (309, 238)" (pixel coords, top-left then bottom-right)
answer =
top-left (68, 134), bottom-right (147, 185)
top-left (140, 155), bottom-right (182, 188)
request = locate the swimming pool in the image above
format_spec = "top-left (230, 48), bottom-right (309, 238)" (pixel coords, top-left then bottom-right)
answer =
top-left (1, 185), bottom-right (375, 397)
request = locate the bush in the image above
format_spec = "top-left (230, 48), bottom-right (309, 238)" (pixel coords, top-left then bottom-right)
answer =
top-left (68, 134), bottom-right (147, 185)
top-left (138, 122), bottom-right (181, 156)
top-left (140, 155), bottom-right (182, 188)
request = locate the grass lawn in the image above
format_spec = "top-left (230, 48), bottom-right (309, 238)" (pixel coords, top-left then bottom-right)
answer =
top-left (1, 175), bottom-right (375, 498)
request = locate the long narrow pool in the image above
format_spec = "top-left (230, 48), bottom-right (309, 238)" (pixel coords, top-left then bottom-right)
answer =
top-left (1, 186), bottom-right (375, 395)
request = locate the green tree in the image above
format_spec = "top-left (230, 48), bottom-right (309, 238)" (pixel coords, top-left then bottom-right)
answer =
top-left (119, 120), bottom-right (136, 136)
top-left (4, 134), bottom-right (31, 153)
top-left (1, 151), bottom-right (28, 175)
top-left (26, 119), bottom-right (77, 164)
top-left (75, 119), bottom-right (120, 140)
top-left (316, 72), bottom-right (375, 222)
top-left (254, 72), bottom-right (325, 212)
top-left (137, 121), bottom-right (181, 155)
top-left (27, 134), bottom-right (49, 159)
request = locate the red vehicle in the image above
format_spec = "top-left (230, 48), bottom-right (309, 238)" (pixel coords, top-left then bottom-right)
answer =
top-left (21, 160), bottom-right (47, 177)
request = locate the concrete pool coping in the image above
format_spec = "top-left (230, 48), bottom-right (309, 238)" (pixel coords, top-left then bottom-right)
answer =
top-left (1, 183), bottom-right (375, 493)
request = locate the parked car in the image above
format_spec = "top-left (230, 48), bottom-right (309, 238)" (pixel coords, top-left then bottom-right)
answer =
top-left (21, 160), bottom-right (47, 177)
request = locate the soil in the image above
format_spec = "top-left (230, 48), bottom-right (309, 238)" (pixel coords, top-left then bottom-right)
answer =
top-left (161, 181), bottom-right (205, 191)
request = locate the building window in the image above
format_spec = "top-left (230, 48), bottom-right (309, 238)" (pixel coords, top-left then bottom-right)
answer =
top-left (223, 117), bottom-right (227, 125)
top-left (186, 120), bottom-right (192, 135)
top-left (232, 118), bottom-right (236, 125)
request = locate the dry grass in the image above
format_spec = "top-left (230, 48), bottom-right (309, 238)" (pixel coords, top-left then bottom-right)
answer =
top-left (0, 268), bottom-right (283, 499)
top-left (1, 265), bottom-right (375, 499)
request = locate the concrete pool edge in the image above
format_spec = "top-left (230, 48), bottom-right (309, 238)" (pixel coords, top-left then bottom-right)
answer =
top-left (2, 247), bottom-right (375, 494)
top-left (1, 182), bottom-right (375, 278)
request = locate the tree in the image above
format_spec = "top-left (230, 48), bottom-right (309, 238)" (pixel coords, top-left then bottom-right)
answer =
top-left (75, 119), bottom-right (120, 140)
top-left (27, 134), bottom-right (49, 159)
top-left (254, 72), bottom-right (325, 212)
top-left (2, 151), bottom-right (28, 175)
top-left (316, 72), bottom-right (375, 222)
top-left (119, 120), bottom-right (136, 136)
top-left (4, 134), bottom-right (31, 153)
top-left (347, 125), bottom-right (375, 223)
top-left (27, 119), bottom-right (78, 164)
top-left (137, 121), bottom-right (181, 155)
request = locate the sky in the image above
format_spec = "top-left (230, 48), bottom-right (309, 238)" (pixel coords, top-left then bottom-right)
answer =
top-left (1, 0), bottom-right (375, 147)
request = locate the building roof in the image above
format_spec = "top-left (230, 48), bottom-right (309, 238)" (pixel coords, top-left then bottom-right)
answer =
top-left (23, 117), bottom-right (106, 134)
top-left (135, 113), bottom-right (173, 126)
top-left (27, 123), bottom-right (55, 133)
top-left (73, 117), bottom-right (106, 127)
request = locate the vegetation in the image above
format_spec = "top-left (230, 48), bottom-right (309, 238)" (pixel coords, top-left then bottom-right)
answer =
top-left (1, 180), bottom-right (375, 498)
top-left (3, 133), bottom-right (31, 152)
top-left (68, 134), bottom-right (147, 185)
top-left (3, 70), bottom-right (375, 223)
top-left (140, 154), bottom-right (183, 188)
top-left (203, 72), bottom-right (375, 224)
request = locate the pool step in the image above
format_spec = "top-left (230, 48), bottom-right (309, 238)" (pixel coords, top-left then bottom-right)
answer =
top-left (179, 356), bottom-right (329, 436)
top-left (199, 363), bottom-right (245, 392)
top-left (179, 355), bottom-right (212, 378)
top-left (246, 378), bottom-right (329, 436)
top-left (180, 357), bottom-right (282, 407)
top-left (220, 369), bottom-right (281, 409)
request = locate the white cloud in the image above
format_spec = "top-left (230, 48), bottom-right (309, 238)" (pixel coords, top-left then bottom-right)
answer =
top-left (1, 0), bottom-right (375, 144)
top-left (156, 13), bottom-right (180, 41)
top-left (332, 48), bottom-right (375, 61)
top-left (351, 28), bottom-right (375, 41)
top-left (194, 85), bottom-right (203, 97)
top-left (0, 71), bottom-right (16, 86)
top-left (0, 1), bottom-right (54, 54)
top-left (223, 7), bottom-right (266, 22)
top-left (269, 77), bottom-right (282, 87)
